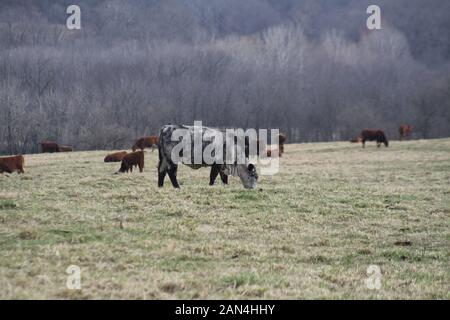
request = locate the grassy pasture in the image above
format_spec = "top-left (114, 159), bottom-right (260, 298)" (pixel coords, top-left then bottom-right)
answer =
top-left (0, 139), bottom-right (449, 299)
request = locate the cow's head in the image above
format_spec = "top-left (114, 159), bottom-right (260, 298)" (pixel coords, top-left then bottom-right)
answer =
top-left (236, 164), bottom-right (258, 189)
top-left (381, 134), bottom-right (389, 147)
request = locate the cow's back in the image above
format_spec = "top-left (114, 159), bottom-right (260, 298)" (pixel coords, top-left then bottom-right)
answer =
top-left (361, 129), bottom-right (384, 139)
top-left (105, 151), bottom-right (127, 162)
top-left (40, 141), bottom-right (59, 153)
top-left (158, 124), bottom-right (226, 168)
top-left (123, 151), bottom-right (144, 166)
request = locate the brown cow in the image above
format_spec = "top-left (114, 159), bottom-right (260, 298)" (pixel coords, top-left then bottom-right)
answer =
top-left (278, 133), bottom-right (286, 155)
top-left (132, 136), bottom-right (158, 152)
top-left (104, 151), bottom-right (128, 163)
top-left (39, 141), bottom-right (60, 153)
top-left (399, 124), bottom-right (412, 141)
top-left (0, 155), bottom-right (25, 174)
top-left (116, 151), bottom-right (144, 173)
top-left (58, 145), bottom-right (73, 152)
top-left (361, 129), bottom-right (389, 148)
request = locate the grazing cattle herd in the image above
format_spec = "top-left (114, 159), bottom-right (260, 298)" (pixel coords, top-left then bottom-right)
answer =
top-left (1, 125), bottom-right (413, 187)
top-left (348, 124), bottom-right (412, 148)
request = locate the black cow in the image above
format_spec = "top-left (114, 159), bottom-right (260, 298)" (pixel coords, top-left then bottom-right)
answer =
top-left (361, 129), bottom-right (389, 148)
top-left (157, 124), bottom-right (258, 189)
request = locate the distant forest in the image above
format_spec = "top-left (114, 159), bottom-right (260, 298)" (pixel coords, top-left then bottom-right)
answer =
top-left (1, 0), bottom-right (450, 154)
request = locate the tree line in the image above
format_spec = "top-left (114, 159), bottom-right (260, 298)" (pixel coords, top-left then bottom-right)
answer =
top-left (1, 0), bottom-right (449, 154)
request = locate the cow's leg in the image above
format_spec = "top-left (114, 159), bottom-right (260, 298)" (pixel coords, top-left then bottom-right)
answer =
top-left (209, 165), bottom-right (220, 185)
top-left (219, 171), bottom-right (228, 184)
top-left (158, 170), bottom-right (167, 187)
top-left (117, 161), bottom-right (126, 174)
top-left (158, 160), bottom-right (167, 187)
top-left (362, 139), bottom-right (366, 148)
top-left (167, 165), bottom-right (180, 188)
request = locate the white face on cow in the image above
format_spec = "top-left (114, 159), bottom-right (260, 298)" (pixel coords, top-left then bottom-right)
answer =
top-left (236, 164), bottom-right (258, 189)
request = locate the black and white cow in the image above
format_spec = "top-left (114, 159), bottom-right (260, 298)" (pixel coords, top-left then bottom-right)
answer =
top-left (158, 124), bottom-right (258, 189)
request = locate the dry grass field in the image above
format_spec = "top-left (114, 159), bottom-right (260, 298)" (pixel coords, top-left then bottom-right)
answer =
top-left (0, 139), bottom-right (449, 299)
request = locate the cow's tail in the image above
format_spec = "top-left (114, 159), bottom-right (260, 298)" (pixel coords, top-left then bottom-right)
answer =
top-left (158, 127), bottom-right (166, 162)
top-left (158, 125), bottom-right (175, 175)
top-left (19, 154), bottom-right (25, 173)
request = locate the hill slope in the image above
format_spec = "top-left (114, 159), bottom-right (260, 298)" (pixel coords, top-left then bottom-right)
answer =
top-left (0, 139), bottom-right (449, 299)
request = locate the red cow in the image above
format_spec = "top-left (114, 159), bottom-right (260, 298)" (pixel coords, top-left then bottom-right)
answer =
top-left (116, 151), bottom-right (144, 173)
top-left (399, 124), bottom-right (412, 141)
top-left (0, 155), bottom-right (25, 174)
top-left (132, 136), bottom-right (158, 152)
